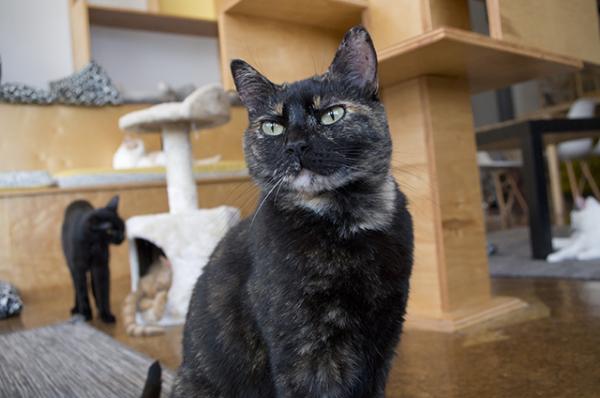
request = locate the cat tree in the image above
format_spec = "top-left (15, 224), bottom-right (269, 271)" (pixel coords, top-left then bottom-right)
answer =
top-left (119, 84), bottom-right (240, 324)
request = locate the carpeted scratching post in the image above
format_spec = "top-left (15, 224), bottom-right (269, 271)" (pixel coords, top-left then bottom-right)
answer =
top-left (119, 84), bottom-right (240, 325)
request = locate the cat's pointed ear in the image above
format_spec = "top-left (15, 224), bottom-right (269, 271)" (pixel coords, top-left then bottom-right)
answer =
top-left (106, 195), bottom-right (119, 212)
top-left (328, 26), bottom-right (378, 96)
top-left (230, 60), bottom-right (276, 113)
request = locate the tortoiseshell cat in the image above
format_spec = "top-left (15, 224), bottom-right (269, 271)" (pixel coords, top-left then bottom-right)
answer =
top-left (61, 196), bottom-right (125, 323)
top-left (160, 26), bottom-right (414, 398)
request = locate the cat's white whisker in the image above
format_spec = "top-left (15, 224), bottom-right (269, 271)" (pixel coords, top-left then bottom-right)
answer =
top-left (250, 178), bottom-right (283, 228)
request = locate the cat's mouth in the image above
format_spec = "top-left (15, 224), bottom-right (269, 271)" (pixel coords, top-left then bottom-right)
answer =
top-left (287, 168), bottom-right (352, 194)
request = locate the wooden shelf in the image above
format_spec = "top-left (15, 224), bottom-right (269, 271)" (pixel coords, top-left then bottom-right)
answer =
top-left (218, 0), bottom-right (367, 31)
top-left (378, 28), bottom-right (583, 94)
top-left (88, 5), bottom-right (218, 37)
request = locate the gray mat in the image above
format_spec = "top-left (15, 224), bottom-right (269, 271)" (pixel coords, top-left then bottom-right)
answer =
top-left (488, 227), bottom-right (600, 280)
top-left (0, 320), bottom-right (173, 397)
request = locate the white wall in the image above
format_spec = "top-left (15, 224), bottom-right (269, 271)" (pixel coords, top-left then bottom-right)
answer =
top-left (0, 0), bottom-right (74, 88)
top-left (90, 26), bottom-right (221, 93)
top-left (512, 80), bottom-right (542, 117)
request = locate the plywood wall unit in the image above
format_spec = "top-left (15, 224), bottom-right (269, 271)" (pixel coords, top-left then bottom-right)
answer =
top-left (218, 13), bottom-right (344, 90)
top-left (487, 0), bottom-right (600, 64)
top-left (0, 103), bottom-right (247, 173)
top-left (382, 76), bottom-right (491, 317)
top-left (158, 0), bottom-right (217, 20)
top-left (363, 0), bottom-right (470, 52)
top-left (428, 0), bottom-right (470, 31)
top-left (193, 106), bottom-right (247, 161)
top-left (0, 178), bottom-right (258, 294)
top-left (0, 104), bottom-right (156, 173)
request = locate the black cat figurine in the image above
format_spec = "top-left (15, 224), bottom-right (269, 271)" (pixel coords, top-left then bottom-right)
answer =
top-left (61, 196), bottom-right (125, 323)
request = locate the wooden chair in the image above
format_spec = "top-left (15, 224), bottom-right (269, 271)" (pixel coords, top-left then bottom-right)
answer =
top-left (478, 152), bottom-right (528, 229)
top-left (558, 99), bottom-right (600, 204)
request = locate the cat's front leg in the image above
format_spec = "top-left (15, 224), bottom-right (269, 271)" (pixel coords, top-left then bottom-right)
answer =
top-left (72, 269), bottom-right (92, 321)
top-left (269, 336), bottom-right (369, 398)
top-left (547, 240), bottom-right (584, 263)
top-left (91, 265), bottom-right (116, 323)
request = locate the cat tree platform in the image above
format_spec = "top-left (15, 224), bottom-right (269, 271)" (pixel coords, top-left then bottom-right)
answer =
top-left (119, 83), bottom-right (241, 324)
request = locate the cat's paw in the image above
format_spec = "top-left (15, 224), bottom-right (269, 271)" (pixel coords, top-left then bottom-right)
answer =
top-left (75, 308), bottom-right (93, 321)
top-left (100, 312), bottom-right (117, 324)
top-left (546, 253), bottom-right (563, 263)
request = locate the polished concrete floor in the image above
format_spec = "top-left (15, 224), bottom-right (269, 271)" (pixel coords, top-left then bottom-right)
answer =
top-left (2, 276), bottom-right (599, 397)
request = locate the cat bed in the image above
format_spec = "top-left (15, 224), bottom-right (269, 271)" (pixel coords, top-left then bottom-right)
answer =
top-left (0, 61), bottom-right (122, 106)
top-left (53, 161), bottom-right (248, 188)
top-left (0, 281), bottom-right (23, 319)
top-left (0, 170), bottom-right (56, 190)
top-left (126, 206), bottom-right (241, 324)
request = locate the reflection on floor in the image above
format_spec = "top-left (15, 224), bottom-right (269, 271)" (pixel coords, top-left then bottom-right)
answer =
top-left (1, 276), bottom-right (599, 397)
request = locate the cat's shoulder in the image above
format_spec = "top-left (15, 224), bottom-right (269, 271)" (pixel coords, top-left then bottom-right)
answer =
top-left (208, 218), bottom-right (252, 265)
top-left (65, 200), bottom-right (93, 214)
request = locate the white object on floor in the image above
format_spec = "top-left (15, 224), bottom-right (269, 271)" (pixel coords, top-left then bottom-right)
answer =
top-left (547, 197), bottom-right (600, 262)
top-left (127, 207), bottom-right (241, 322)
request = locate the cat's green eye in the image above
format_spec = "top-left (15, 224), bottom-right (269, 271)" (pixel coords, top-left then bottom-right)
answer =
top-left (261, 121), bottom-right (285, 136)
top-left (320, 106), bottom-right (345, 125)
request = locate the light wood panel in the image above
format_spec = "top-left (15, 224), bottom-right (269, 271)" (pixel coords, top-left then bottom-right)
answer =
top-left (382, 76), bottom-right (526, 329)
top-left (193, 106), bottom-right (247, 161)
top-left (487, 0), bottom-right (600, 64)
top-left (0, 178), bottom-right (258, 295)
top-left (0, 104), bottom-right (153, 173)
top-left (88, 5), bottom-right (218, 36)
top-left (0, 104), bottom-right (246, 173)
top-left (217, 13), bottom-right (343, 90)
top-left (428, 0), bottom-right (470, 32)
top-left (378, 27), bottom-right (582, 94)
top-left (158, 0), bottom-right (216, 20)
top-left (69, 0), bottom-right (92, 70)
top-left (0, 104), bottom-right (157, 173)
top-left (219, 0), bottom-right (366, 31)
top-left (363, 0), bottom-right (470, 52)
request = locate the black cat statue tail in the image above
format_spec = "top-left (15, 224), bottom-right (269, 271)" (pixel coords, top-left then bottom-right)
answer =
top-left (61, 195), bottom-right (125, 323)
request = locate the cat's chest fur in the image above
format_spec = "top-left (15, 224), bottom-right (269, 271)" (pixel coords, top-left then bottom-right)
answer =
top-left (248, 192), bottom-right (411, 338)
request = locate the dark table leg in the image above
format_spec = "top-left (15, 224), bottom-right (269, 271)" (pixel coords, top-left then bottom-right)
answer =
top-left (520, 124), bottom-right (553, 259)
